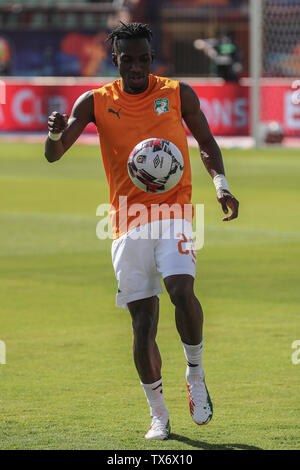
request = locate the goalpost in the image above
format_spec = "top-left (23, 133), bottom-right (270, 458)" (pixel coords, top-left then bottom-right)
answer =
top-left (250, 0), bottom-right (300, 147)
top-left (250, 0), bottom-right (262, 147)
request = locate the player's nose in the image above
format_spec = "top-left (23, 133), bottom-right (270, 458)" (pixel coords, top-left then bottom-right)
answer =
top-left (130, 61), bottom-right (143, 73)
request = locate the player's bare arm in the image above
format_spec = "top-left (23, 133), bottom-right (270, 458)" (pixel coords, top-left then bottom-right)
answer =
top-left (180, 82), bottom-right (239, 221)
top-left (45, 90), bottom-right (95, 163)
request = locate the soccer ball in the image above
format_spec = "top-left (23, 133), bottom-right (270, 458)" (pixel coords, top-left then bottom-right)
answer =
top-left (127, 138), bottom-right (184, 193)
top-left (261, 121), bottom-right (284, 144)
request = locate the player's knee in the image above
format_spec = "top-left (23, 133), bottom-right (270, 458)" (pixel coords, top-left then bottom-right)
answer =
top-left (168, 283), bottom-right (194, 309)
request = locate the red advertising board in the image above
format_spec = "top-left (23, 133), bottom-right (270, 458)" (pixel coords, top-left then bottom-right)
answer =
top-left (0, 79), bottom-right (299, 136)
top-left (192, 82), bottom-right (249, 135)
top-left (0, 81), bottom-right (101, 133)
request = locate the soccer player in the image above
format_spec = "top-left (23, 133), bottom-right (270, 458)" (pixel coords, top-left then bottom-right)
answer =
top-left (45, 22), bottom-right (239, 440)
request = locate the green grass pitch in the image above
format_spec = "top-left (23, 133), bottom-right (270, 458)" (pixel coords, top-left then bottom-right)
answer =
top-left (0, 141), bottom-right (299, 450)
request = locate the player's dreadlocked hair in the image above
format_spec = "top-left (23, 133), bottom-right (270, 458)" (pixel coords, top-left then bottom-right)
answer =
top-left (106, 22), bottom-right (153, 53)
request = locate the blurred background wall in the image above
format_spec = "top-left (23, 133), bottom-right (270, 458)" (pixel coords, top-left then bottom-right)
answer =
top-left (1, 0), bottom-right (250, 78)
top-left (1, 0), bottom-right (300, 139)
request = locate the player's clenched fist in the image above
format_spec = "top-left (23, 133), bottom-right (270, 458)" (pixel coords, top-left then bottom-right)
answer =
top-left (217, 190), bottom-right (239, 222)
top-left (48, 111), bottom-right (68, 134)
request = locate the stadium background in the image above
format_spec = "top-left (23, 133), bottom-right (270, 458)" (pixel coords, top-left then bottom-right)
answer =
top-left (1, 0), bottom-right (300, 139)
top-left (0, 0), bottom-right (300, 452)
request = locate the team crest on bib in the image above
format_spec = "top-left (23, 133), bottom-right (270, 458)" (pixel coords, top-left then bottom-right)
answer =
top-left (154, 98), bottom-right (170, 116)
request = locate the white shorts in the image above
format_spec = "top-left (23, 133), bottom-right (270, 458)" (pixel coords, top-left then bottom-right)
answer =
top-left (111, 219), bottom-right (197, 310)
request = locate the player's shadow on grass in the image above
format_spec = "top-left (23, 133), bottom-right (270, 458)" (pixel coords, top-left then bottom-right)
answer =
top-left (170, 434), bottom-right (262, 450)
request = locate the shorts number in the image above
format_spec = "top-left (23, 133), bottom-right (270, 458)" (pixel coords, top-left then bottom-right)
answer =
top-left (177, 233), bottom-right (197, 264)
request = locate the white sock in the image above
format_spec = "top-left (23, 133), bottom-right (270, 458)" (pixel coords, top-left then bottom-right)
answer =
top-left (141, 378), bottom-right (169, 421)
top-left (182, 340), bottom-right (204, 382)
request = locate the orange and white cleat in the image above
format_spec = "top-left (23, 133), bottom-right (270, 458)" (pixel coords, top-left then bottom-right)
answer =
top-left (186, 376), bottom-right (213, 425)
top-left (144, 416), bottom-right (171, 440)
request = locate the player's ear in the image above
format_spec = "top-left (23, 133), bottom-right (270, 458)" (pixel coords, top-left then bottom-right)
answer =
top-left (112, 53), bottom-right (118, 67)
